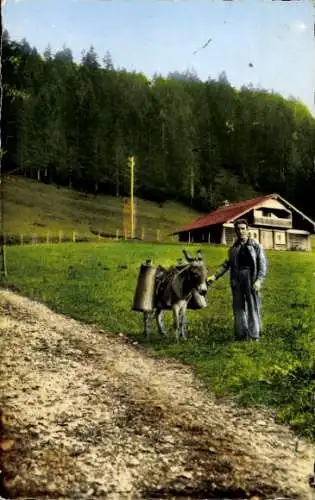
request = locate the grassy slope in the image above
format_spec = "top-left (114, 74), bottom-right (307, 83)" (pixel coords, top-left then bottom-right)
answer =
top-left (4, 241), bottom-right (315, 440)
top-left (3, 175), bottom-right (315, 439)
top-left (4, 175), bottom-right (203, 241)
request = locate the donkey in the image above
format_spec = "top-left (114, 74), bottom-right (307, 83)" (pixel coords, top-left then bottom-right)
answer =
top-left (143, 249), bottom-right (208, 341)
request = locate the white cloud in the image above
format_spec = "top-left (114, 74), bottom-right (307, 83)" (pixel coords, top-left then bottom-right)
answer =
top-left (291, 21), bottom-right (308, 33)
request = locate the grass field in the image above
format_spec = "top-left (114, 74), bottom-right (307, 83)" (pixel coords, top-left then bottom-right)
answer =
top-left (4, 240), bottom-right (315, 441)
top-left (4, 175), bottom-right (203, 241)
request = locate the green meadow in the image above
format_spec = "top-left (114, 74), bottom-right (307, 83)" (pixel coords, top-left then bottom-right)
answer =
top-left (4, 241), bottom-right (315, 440)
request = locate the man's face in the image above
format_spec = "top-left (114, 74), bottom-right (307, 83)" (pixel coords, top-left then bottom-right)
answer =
top-left (235, 223), bottom-right (248, 242)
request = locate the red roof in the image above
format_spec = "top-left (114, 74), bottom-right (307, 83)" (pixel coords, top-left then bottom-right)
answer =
top-left (176, 194), bottom-right (274, 233)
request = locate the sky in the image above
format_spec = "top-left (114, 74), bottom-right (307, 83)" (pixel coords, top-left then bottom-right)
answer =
top-left (3, 0), bottom-right (315, 116)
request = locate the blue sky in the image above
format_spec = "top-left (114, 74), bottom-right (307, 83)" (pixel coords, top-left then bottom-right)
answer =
top-left (3, 0), bottom-right (315, 116)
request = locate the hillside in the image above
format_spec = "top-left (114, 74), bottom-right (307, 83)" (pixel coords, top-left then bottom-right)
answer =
top-left (4, 33), bottom-right (315, 224)
top-left (3, 176), bottom-right (204, 242)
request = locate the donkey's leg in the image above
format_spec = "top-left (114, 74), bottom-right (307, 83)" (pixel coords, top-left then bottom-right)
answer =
top-left (143, 311), bottom-right (152, 337)
top-left (179, 301), bottom-right (188, 339)
top-left (156, 308), bottom-right (167, 336)
top-left (172, 302), bottom-right (183, 342)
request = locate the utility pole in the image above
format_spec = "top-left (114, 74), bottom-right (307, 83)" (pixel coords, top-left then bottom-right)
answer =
top-left (129, 155), bottom-right (135, 239)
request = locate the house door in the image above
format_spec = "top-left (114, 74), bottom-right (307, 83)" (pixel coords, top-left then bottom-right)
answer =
top-left (260, 230), bottom-right (273, 249)
top-left (274, 230), bottom-right (286, 249)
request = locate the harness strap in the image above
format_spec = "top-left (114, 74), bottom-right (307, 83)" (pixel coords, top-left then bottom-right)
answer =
top-left (165, 265), bottom-right (191, 303)
top-left (155, 265), bottom-right (189, 306)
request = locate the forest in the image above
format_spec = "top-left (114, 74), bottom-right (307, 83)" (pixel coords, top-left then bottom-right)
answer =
top-left (3, 30), bottom-right (315, 216)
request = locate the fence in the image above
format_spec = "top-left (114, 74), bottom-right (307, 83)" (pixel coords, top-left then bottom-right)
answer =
top-left (0, 228), bottom-right (180, 246)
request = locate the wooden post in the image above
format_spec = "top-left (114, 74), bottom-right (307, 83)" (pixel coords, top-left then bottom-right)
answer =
top-left (188, 232), bottom-right (191, 244)
top-left (46, 231), bottom-right (50, 244)
top-left (208, 233), bottom-right (211, 244)
top-left (72, 231), bottom-right (76, 243)
top-left (156, 229), bottom-right (160, 241)
top-left (116, 229), bottom-right (119, 241)
top-left (59, 230), bottom-right (63, 243)
top-left (3, 242), bottom-right (7, 277)
top-left (221, 227), bottom-right (226, 245)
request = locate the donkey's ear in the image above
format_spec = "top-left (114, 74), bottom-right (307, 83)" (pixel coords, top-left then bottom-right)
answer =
top-left (183, 249), bottom-right (194, 262)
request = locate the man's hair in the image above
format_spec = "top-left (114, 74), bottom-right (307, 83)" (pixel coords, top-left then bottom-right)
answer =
top-left (234, 218), bottom-right (248, 229)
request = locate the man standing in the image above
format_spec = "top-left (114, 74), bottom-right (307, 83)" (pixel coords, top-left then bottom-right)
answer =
top-left (207, 219), bottom-right (267, 341)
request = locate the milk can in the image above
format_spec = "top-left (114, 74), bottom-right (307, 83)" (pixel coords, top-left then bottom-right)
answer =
top-left (132, 259), bottom-right (157, 312)
top-left (187, 288), bottom-right (208, 310)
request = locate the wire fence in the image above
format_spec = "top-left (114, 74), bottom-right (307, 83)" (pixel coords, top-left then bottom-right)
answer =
top-left (0, 229), bottom-right (183, 246)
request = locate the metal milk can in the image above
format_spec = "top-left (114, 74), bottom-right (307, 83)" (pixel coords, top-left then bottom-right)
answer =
top-left (132, 259), bottom-right (157, 312)
top-left (187, 288), bottom-right (208, 310)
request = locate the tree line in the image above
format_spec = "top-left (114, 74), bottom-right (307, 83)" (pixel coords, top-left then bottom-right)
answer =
top-left (3, 31), bottom-right (315, 216)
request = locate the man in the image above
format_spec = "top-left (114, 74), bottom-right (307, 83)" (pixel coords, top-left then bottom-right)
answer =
top-left (207, 219), bottom-right (267, 341)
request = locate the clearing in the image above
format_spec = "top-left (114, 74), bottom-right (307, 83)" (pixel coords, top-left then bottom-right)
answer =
top-left (0, 289), bottom-right (314, 499)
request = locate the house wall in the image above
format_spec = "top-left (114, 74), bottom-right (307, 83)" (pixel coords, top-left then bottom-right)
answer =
top-left (254, 202), bottom-right (311, 233)
top-left (223, 222), bottom-right (311, 252)
top-left (255, 199), bottom-right (291, 211)
top-left (225, 226), bottom-right (236, 246)
top-left (178, 226), bottom-right (311, 251)
top-left (253, 207), bottom-right (292, 228)
top-left (246, 207), bottom-right (312, 251)
top-left (223, 224), bottom-right (259, 245)
top-left (287, 231), bottom-right (310, 251)
top-left (178, 225), bottom-right (222, 244)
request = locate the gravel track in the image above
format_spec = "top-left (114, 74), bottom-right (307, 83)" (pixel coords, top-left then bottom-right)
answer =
top-left (0, 289), bottom-right (313, 499)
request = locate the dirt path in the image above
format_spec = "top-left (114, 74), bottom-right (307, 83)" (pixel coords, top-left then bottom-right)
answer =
top-left (0, 289), bottom-right (314, 500)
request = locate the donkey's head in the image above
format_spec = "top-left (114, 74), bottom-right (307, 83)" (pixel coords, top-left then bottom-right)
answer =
top-left (182, 249), bottom-right (208, 296)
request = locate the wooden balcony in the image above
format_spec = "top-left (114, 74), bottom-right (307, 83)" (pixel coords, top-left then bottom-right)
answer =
top-left (253, 215), bottom-right (292, 229)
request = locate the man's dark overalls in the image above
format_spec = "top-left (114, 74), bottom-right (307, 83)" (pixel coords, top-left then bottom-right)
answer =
top-left (233, 241), bottom-right (261, 340)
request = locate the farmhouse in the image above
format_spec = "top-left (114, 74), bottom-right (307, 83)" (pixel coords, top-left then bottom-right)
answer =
top-left (173, 194), bottom-right (315, 251)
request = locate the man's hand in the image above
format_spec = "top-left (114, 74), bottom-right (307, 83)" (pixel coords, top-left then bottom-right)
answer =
top-left (253, 279), bottom-right (262, 293)
top-left (207, 275), bottom-right (216, 286)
